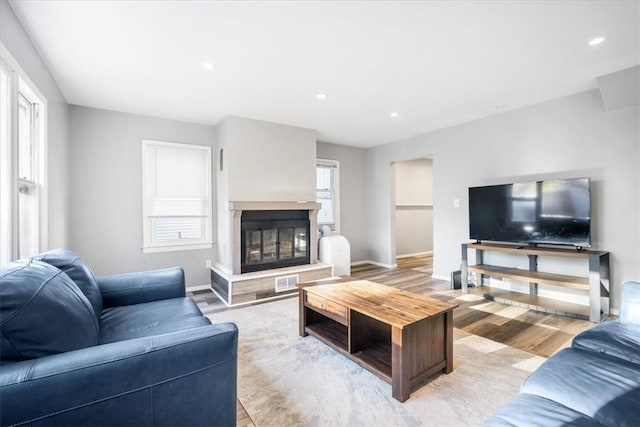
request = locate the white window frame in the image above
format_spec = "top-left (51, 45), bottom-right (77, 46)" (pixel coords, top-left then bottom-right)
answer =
top-left (141, 139), bottom-right (213, 253)
top-left (0, 43), bottom-right (47, 266)
top-left (316, 158), bottom-right (340, 233)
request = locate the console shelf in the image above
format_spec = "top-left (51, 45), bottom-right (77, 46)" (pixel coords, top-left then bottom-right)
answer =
top-left (461, 242), bottom-right (610, 322)
top-left (467, 265), bottom-right (590, 290)
top-left (473, 286), bottom-right (590, 318)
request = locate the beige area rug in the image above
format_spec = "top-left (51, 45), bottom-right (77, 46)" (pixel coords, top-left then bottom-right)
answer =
top-left (208, 296), bottom-right (544, 427)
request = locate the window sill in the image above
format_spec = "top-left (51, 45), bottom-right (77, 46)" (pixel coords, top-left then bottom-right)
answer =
top-left (142, 242), bottom-right (213, 254)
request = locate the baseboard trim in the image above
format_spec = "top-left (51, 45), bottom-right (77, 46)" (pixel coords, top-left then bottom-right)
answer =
top-left (396, 251), bottom-right (433, 259)
top-left (351, 260), bottom-right (397, 269)
top-left (609, 308), bottom-right (620, 316)
top-left (186, 284), bottom-right (212, 292)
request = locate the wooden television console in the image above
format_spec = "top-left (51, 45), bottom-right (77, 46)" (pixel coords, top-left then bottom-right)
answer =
top-left (461, 242), bottom-right (610, 322)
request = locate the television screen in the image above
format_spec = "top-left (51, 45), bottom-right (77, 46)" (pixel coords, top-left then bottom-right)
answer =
top-left (469, 178), bottom-right (591, 247)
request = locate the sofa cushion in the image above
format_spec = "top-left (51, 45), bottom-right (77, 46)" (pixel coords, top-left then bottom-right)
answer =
top-left (100, 297), bottom-right (211, 344)
top-left (483, 393), bottom-right (601, 427)
top-left (521, 348), bottom-right (640, 427)
top-left (572, 321), bottom-right (640, 366)
top-left (33, 249), bottom-right (103, 318)
top-left (0, 260), bottom-right (100, 362)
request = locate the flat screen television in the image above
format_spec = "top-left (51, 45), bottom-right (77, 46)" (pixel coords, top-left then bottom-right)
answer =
top-left (468, 177), bottom-right (591, 248)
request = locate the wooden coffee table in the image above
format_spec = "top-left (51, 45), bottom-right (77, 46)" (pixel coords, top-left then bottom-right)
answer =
top-left (297, 279), bottom-right (458, 402)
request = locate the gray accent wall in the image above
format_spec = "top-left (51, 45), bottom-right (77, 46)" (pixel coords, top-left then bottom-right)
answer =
top-left (69, 106), bottom-right (216, 286)
top-left (1, 0), bottom-right (70, 250)
top-left (316, 141), bottom-right (367, 262)
top-left (366, 89), bottom-right (639, 309)
top-left (598, 66), bottom-right (640, 111)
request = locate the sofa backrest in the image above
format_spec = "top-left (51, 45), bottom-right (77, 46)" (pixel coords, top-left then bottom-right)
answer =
top-left (33, 249), bottom-right (103, 319)
top-left (0, 260), bottom-right (100, 363)
top-left (620, 281), bottom-right (640, 325)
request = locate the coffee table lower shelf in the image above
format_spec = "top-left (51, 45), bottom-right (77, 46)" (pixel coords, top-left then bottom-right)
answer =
top-left (305, 321), bottom-right (349, 352)
top-left (305, 321), bottom-right (392, 382)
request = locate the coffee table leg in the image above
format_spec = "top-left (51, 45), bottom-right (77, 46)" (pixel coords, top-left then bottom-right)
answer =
top-left (299, 288), bottom-right (307, 337)
top-left (391, 326), bottom-right (410, 402)
top-left (445, 310), bottom-right (454, 373)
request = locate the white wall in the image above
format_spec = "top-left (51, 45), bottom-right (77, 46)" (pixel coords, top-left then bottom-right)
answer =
top-left (69, 106), bottom-right (216, 287)
top-left (1, 0), bottom-right (69, 250)
top-left (216, 116), bottom-right (317, 270)
top-left (215, 118), bottom-right (231, 270)
top-left (221, 116), bottom-right (316, 202)
top-left (366, 89), bottom-right (639, 309)
top-left (394, 158), bottom-right (433, 256)
top-left (316, 141), bottom-right (367, 262)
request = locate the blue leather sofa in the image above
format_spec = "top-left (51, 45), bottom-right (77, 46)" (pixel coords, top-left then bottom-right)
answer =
top-left (0, 249), bottom-right (238, 427)
top-left (484, 281), bottom-right (640, 427)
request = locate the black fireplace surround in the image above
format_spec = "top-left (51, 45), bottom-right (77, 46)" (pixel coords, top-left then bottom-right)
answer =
top-left (240, 210), bottom-right (310, 273)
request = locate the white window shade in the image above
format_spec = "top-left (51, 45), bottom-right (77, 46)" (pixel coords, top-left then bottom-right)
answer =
top-left (317, 198), bottom-right (334, 224)
top-left (316, 166), bottom-right (332, 192)
top-left (142, 140), bottom-right (212, 252)
top-left (316, 159), bottom-right (340, 231)
top-left (151, 147), bottom-right (209, 199)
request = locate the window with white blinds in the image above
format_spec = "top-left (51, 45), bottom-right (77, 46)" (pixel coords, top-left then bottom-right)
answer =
top-left (141, 140), bottom-right (212, 253)
top-left (316, 159), bottom-right (340, 232)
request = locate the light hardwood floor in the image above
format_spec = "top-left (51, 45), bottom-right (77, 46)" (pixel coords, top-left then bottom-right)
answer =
top-left (192, 254), bottom-right (594, 426)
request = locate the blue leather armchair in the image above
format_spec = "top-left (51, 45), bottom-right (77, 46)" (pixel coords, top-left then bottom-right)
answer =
top-left (0, 250), bottom-right (238, 427)
top-left (484, 281), bottom-right (640, 427)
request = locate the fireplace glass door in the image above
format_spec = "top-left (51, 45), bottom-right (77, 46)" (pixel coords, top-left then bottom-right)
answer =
top-left (241, 210), bottom-right (310, 273)
top-left (294, 228), bottom-right (307, 258)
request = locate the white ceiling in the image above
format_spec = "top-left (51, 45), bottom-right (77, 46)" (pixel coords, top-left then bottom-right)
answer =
top-left (9, 1), bottom-right (640, 148)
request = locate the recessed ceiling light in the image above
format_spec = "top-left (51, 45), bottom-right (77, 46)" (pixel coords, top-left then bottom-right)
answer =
top-left (202, 62), bottom-right (215, 71)
top-left (316, 93), bottom-right (327, 100)
top-left (588, 36), bottom-right (605, 46)
top-left (390, 112), bottom-right (398, 118)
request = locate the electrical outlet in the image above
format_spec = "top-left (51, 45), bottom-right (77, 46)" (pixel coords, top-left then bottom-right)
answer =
top-left (205, 260), bottom-right (212, 269)
top-left (453, 198), bottom-right (460, 208)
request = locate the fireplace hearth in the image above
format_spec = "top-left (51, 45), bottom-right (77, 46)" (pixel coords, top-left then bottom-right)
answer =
top-left (241, 210), bottom-right (310, 273)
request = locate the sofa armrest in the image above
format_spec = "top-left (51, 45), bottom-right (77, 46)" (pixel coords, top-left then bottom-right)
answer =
top-left (620, 281), bottom-right (640, 325)
top-left (0, 322), bottom-right (238, 427)
top-left (97, 267), bottom-right (185, 307)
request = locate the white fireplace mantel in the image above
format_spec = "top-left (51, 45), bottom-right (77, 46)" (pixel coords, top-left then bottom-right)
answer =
top-left (229, 201), bottom-right (321, 211)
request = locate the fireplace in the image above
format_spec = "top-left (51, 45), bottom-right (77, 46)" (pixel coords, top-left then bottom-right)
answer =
top-left (241, 210), bottom-right (310, 273)
top-left (211, 200), bottom-right (329, 306)
top-left (223, 201), bottom-right (321, 275)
